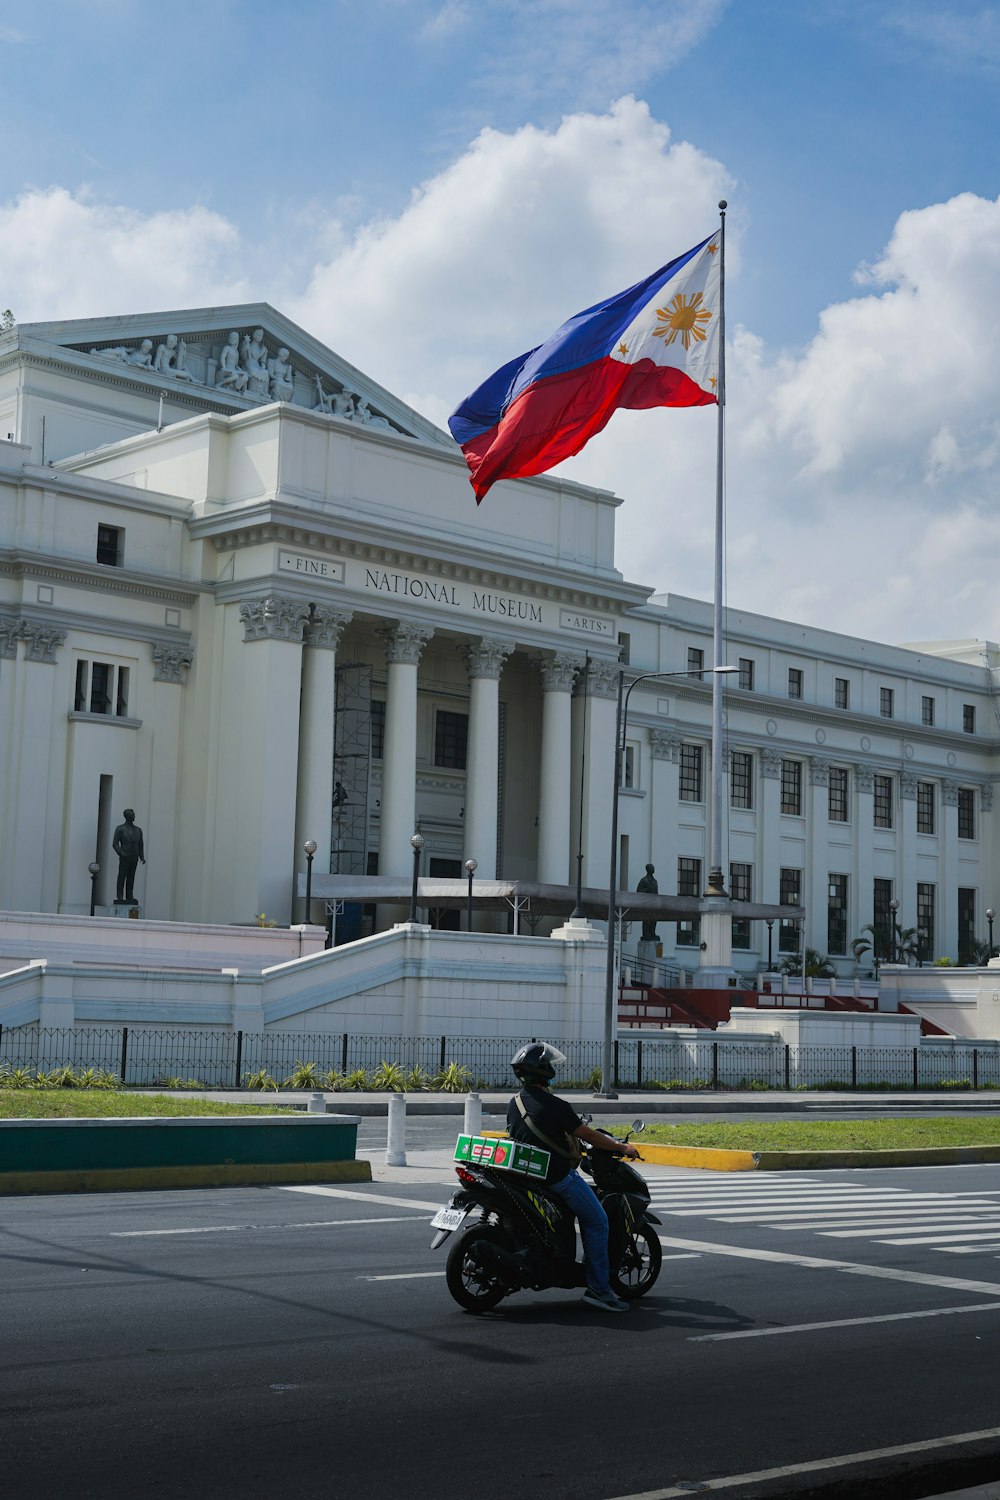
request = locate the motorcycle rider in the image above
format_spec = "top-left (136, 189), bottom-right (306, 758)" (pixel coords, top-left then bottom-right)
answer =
top-left (507, 1042), bottom-right (640, 1314)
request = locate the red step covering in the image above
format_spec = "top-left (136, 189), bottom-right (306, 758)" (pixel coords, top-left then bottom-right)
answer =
top-left (898, 1002), bottom-right (952, 1037)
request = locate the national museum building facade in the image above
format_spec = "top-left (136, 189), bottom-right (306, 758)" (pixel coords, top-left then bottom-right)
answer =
top-left (0, 305), bottom-right (996, 975)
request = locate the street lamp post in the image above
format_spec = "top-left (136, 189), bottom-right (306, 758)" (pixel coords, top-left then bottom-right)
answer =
top-left (766, 919), bottom-right (774, 971)
top-left (409, 832), bottom-right (425, 923)
top-left (303, 839), bottom-right (317, 921)
top-left (464, 858), bottom-right (477, 931)
top-left (889, 897), bottom-right (900, 964)
top-left (988, 907), bottom-right (996, 959)
top-left (88, 861), bottom-right (100, 917)
top-left (598, 663), bottom-right (738, 1098)
top-left (918, 928), bottom-right (927, 968)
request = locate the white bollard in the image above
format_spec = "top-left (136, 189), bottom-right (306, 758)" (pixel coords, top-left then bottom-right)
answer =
top-left (385, 1091), bottom-right (407, 1166)
top-left (464, 1090), bottom-right (482, 1138)
top-left (307, 1091), bottom-right (326, 1114)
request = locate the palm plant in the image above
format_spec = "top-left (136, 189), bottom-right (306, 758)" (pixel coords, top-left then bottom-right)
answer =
top-left (852, 920), bottom-right (919, 967)
top-left (777, 946), bottom-right (836, 978)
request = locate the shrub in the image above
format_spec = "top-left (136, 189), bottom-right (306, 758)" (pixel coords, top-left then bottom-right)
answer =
top-left (283, 1061), bottom-right (322, 1090)
top-left (402, 1065), bottom-right (430, 1092)
top-left (243, 1069), bottom-right (279, 1092)
top-left (370, 1060), bottom-right (406, 1092)
top-left (432, 1061), bottom-right (474, 1093)
top-left (338, 1068), bottom-right (370, 1092)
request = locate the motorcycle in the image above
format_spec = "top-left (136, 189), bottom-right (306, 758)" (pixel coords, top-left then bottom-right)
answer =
top-left (430, 1120), bottom-right (661, 1313)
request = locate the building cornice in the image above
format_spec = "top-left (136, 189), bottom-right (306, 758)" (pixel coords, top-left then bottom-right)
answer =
top-left (0, 550), bottom-right (202, 607)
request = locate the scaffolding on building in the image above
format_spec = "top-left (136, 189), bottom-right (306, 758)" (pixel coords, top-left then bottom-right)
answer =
top-left (332, 663), bottom-right (373, 876)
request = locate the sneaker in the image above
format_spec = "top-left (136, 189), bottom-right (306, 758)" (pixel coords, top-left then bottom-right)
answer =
top-left (582, 1287), bottom-right (630, 1313)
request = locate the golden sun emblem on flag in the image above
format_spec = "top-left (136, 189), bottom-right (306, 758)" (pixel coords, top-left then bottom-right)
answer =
top-left (652, 292), bottom-right (712, 351)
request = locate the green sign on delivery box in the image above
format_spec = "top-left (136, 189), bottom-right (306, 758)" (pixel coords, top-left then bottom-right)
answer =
top-left (454, 1134), bottom-right (549, 1178)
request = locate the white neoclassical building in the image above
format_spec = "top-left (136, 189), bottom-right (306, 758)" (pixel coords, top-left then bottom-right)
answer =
top-left (0, 303), bottom-right (996, 978)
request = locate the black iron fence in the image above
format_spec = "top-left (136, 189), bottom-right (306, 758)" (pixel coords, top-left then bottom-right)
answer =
top-left (1, 1023), bottom-right (999, 1091)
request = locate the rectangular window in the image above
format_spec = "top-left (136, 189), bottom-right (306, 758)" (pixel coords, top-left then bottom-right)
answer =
top-left (617, 631), bottom-right (630, 665)
top-left (917, 883), bottom-right (936, 962)
top-left (787, 667), bottom-right (803, 700)
top-left (74, 659), bottom-right (129, 718)
top-left (434, 709), bottom-right (468, 770)
top-left (676, 857), bottom-right (701, 947)
top-left (687, 646), bottom-right (704, 676)
top-left (730, 751), bottom-right (753, 810)
top-left (96, 523), bottom-right (122, 567)
top-left (738, 657), bottom-right (754, 691)
top-left (880, 686), bottom-right (894, 718)
top-left (958, 888), bottom-right (977, 964)
top-left (370, 700), bottom-right (386, 760)
top-left (621, 744), bottom-right (635, 789)
top-left (873, 878), bottom-right (893, 958)
top-left (828, 767), bottom-right (849, 823)
top-left (921, 695), bottom-right (935, 727)
top-left (779, 867), bottom-right (801, 952)
top-left (964, 704), bottom-right (976, 734)
top-left (916, 781), bottom-right (935, 835)
top-left (780, 758), bottom-right (802, 816)
top-left (873, 774), bottom-right (894, 830)
top-left (835, 677), bottom-right (849, 710)
top-left (730, 862), bottom-right (752, 949)
top-left (958, 787), bottom-right (976, 840)
top-left (828, 873), bottom-right (848, 956)
top-left (679, 744), bottom-right (703, 802)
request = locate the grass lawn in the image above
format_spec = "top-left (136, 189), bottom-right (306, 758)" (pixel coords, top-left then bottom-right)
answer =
top-left (625, 1117), bottom-right (1000, 1152)
top-left (0, 1091), bottom-right (298, 1120)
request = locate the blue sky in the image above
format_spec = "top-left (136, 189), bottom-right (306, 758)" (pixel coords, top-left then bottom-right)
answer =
top-left (2, 0), bottom-right (999, 641)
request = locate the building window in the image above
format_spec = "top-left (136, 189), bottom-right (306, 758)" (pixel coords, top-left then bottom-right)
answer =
top-left (617, 631), bottom-right (630, 665)
top-left (873, 878), bottom-right (893, 958)
top-left (835, 677), bottom-right (849, 710)
top-left (958, 888), bottom-right (977, 965)
top-left (916, 781), bottom-right (935, 835)
top-left (780, 758), bottom-right (802, 816)
top-left (779, 867), bottom-right (801, 951)
top-left (370, 700), bottom-right (385, 760)
top-left (687, 646), bottom-right (704, 676)
top-left (921, 695), bottom-right (935, 727)
top-left (74, 659), bottom-right (129, 718)
top-left (738, 657), bottom-right (754, 691)
top-left (679, 744), bottom-right (703, 802)
top-left (730, 751), bottom-right (753, 810)
top-left (917, 883), bottom-right (935, 961)
top-left (828, 766), bottom-right (849, 823)
top-left (434, 710), bottom-right (468, 769)
top-left (880, 686), bottom-right (894, 718)
top-left (787, 667), bottom-right (803, 700)
top-left (621, 744), bottom-right (635, 789)
top-left (96, 524), bottom-right (123, 567)
top-left (963, 704), bottom-right (976, 734)
top-left (730, 862), bottom-right (752, 949)
top-left (873, 774), bottom-right (893, 830)
top-left (958, 787), bottom-right (976, 840)
top-left (828, 873), bottom-right (848, 956)
top-left (676, 857), bottom-right (701, 946)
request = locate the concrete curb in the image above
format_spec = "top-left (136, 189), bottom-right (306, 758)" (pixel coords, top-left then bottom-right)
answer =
top-left (0, 1158), bottom-right (373, 1196)
top-left (636, 1142), bottom-right (1000, 1171)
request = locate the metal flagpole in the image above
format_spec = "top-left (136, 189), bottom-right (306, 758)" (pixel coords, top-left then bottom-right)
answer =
top-left (707, 198), bottom-right (728, 898)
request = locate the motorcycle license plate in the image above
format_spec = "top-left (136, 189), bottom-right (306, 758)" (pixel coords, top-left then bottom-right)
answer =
top-left (431, 1206), bottom-right (467, 1232)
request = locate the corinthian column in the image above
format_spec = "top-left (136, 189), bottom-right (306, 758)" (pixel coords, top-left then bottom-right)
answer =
top-left (378, 622), bottom-right (433, 877)
top-left (295, 607), bottom-right (353, 921)
top-left (462, 637), bottom-right (512, 878)
top-left (536, 653), bottom-right (582, 884)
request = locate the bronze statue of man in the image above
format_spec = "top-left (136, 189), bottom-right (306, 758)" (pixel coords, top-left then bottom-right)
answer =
top-left (113, 809), bottom-right (145, 904)
top-left (636, 862), bottom-right (659, 943)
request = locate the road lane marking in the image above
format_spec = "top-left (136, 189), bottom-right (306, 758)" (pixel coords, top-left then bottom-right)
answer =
top-left (110, 1215), bottom-right (429, 1238)
top-left (824, 1222), bottom-right (1000, 1242)
top-left (604, 1423), bottom-right (1000, 1500)
top-left (688, 1299), bottom-right (1000, 1342)
top-left (657, 1233), bottom-right (1000, 1296)
top-left (278, 1185), bottom-right (444, 1211)
top-left (361, 1271), bottom-right (446, 1281)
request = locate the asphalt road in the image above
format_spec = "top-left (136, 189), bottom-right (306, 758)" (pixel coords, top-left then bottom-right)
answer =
top-left (9, 1155), bottom-right (1000, 1500)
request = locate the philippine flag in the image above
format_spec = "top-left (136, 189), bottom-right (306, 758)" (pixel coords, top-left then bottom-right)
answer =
top-left (449, 233), bottom-right (721, 503)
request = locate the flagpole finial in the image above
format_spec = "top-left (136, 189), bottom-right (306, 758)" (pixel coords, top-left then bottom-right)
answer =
top-left (718, 199), bottom-right (727, 211)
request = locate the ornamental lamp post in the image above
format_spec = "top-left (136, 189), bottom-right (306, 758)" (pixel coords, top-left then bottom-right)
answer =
top-left (889, 897), bottom-right (900, 964)
top-left (88, 861), bottom-right (100, 918)
top-left (464, 857), bottom-right (477, 932)
top-left (409, 832), bottom-right (425, 924)
top-left (988, 907), bottom-right (996, 959)
top-left (766, 919), bottom-right (774, 971)
top-left (303, 839), bottom-right (318, 921)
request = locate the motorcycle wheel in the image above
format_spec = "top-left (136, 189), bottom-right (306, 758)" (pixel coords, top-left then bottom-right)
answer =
top-left (445, 1224), bottom-right (511, 1313)
top-left (610, 1225), bottom-right (662, 1300)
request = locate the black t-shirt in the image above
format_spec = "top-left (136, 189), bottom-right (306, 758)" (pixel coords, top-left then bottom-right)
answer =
top-left (507, 1085), bottom-right (583, 1184)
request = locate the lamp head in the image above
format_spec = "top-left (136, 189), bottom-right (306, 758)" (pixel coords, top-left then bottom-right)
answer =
top-left (988, 908), bottom-right (996, 922)
top-left (410, 832), bottom-right (425, 853)
top-left (303, 839), bottom-right (318, 857)
top-left (88, 862), bottom-right (100, 876)
top-left (464, 858), bottom-right (478, 875)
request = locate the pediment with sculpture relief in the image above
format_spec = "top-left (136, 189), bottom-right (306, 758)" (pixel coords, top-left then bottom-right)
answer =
top-left (15, 303), bottom-right (450, 447)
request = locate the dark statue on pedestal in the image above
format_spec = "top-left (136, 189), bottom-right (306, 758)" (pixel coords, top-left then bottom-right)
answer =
top-left (636, 863), bottom-right (659, 943)
top-left (113, 809), bottom-right (145, 904)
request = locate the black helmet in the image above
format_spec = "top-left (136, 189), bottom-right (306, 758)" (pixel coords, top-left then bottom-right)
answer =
top-left (511, 1041), bottom-right (566, 1086)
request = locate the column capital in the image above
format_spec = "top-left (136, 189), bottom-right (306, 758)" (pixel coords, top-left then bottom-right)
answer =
top-left (464, 636), bottom-right (512, 681)
top-left (942, 779), bottom-right (961, 807)
top-left (855, 765), bottom-right (875, 794)
top-left (649, 729), bottom-right (681, 763)
top-left (152, 641), bottom-right (194, 683)
top-left (900, 770), bottom-right (919, 801)
top-left (539, 652), bottom-right (584, 693)
top-left (809, 756), bottom-right (830, 786)
top-left (579, 658), bottom-right (621, 700)
top-left (982, 783), bottom-right (994, 813)
top-left (379, 620), bottom-right (433, 666)
top-left (305, 606), bottom-right (353, 650)
top-left (17, 618), bottom-right (67, 663)
top-left (239, 594), bottom-right (310, 643)
top-left (0, 617), bottom-right (18, 659)
top-left (761, 748), bottom-right (783, 780)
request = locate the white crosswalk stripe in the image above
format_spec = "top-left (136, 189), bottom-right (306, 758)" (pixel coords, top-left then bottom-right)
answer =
top-left (644, 1175), bottom-right (1000, 1258)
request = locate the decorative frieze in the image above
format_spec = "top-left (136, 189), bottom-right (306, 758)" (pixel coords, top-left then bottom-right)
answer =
top-left (942, 779), bottom-right (961, 808)
top-left (761, 748), bottom-right (783, 780)
top-left (0, 617), bottom-right (67, 663)
top-left (464, 637), bottom-right (512, 682)
top-left (855, 765), bottom-right (875, 794)
top-left (304, 606), bottom-right (353, 651)
top-left (152, 642), bottom-right (194, 683)
top-left (649, 730), bottom-right (681, 763)
top-left (809, 756), bottom-right (831, 787)
top-left (379, 621), bottom-right (433, 667)
top-left (239, 594), bottom-right (311, 643)
top-left (539, 652), bottom-right (583, 694)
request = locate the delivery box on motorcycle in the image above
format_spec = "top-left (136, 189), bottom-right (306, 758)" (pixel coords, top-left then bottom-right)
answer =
top-left (454, 1133), bottom-right (550, 1179)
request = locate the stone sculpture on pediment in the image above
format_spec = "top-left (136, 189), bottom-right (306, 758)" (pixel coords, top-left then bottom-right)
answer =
top-left (355, 397), bottom-right (391, 431)
top-left (215, 331), bottom-right (249, 393)
top-left (268, 348), bottom-right (295, 403)
top-left (125, 339), bottom-right (154, 368)
top-left (241, 329), bottom-right (270, 397)
top-left (153, 334), bottom-right (196, 382)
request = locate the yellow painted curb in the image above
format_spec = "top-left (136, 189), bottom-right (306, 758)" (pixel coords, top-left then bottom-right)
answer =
top-left (752, 1145), bottom-right (1000, 1171)
top-left (636, 1143), bottom-right (759, 1172)
top-left (0, 1157), bottom-right (373, 1196)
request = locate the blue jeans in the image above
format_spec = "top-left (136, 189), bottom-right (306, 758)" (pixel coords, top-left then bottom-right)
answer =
top-left (549, 1169), bottom-right (611, 1294)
